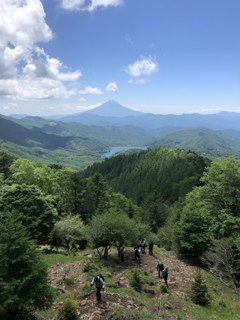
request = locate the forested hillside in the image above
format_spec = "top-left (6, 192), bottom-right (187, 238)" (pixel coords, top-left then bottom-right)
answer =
top-left (1, 145), bottom-right (240, 319)
top-left (0, 115), bottom-right (152, 170)
top-left (82, 148), bottom-right (211, 204)
top-left (149, 127), bottom-right (240, 160)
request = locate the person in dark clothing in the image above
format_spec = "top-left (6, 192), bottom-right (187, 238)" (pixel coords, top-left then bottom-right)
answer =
top-left (157, 261), bottom-right (164, 278)
top-left (91, 275), bottom-right (105, 301)
top-left (119, 247), bottom-right (125, 262)
top-left (148, 241), bottom-right (154, 255)
top-left (134, 246), bottom-right (140, 263)
top-left (162, 268), bottom-right (169, 287)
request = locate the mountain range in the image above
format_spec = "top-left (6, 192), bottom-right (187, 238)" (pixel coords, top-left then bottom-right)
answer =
top-left (1, 100), bottom-right (240, 169)
top-left (37, 101), bottom-right (240, 131)
top-left (10, 100), bottom-right (240, 131)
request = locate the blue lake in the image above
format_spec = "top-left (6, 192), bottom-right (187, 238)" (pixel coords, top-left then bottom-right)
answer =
top-left (101, 147), bottom-right (147, 157)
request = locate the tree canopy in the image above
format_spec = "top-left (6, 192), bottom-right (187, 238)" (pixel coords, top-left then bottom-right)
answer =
top-left (175, 156), bottom-right (240, 256)
top-left (0, 184), bottom-right (58, 243)
top-left (84, 209), bottom-right (147, 259)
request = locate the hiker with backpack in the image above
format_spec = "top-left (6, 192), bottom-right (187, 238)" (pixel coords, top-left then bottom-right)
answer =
top-left (162, 268), bottom-right (169, 287)
top-left (134, 246), bottom-right (140, 263)
top-left (90, 274), bottom-right (105, 301)
top-left (157, 261), bottom-right (164, 278)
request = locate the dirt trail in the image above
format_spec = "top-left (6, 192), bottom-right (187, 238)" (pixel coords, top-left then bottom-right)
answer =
top-left (48, 247), bottom-right (196, 319)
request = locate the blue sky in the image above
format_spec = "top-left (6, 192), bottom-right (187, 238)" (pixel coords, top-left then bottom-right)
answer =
top-left (0, 0), bottom-right (239, 116)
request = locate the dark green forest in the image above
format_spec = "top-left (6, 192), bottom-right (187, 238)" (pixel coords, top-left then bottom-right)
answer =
top-left (1, 147), bottom-right (240, 319)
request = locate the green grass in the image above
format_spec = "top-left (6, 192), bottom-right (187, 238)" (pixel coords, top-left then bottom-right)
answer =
top-left (41, 251), bottom-right (89, 267)
top-left (37, 248), bottom-right (240, 320)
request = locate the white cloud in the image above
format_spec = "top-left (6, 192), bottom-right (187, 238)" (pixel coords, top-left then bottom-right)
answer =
top-left (60, 0), bottom-right (124, 11)
top-left (125, 56), bottom-right (158, 83)
top-left (106, 81), bottom-right (118, 92)
top-left (79, 86), bottom-right (103, 94)
top-left (128, 78), bottom-right (147, 84)
top-left (60, 0), bottom-right (86, 11)
top-left (79, 98), bottom-right (86, 101)
top-left (0, 0), bottom-right (82, 100)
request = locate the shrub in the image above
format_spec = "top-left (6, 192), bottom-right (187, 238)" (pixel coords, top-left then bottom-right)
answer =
top-left (64, 276), bottom-right (76, 285)
top-left (129, 268), bottom-right (143, 292)
top-left (57, 299), bottom-right (78, 320)
top-left (160, 283), bottom-right (168, 293)
top-left (190, 271), bottom-right (211, 306)
top-left (82, 261), bottom-right (98, 272)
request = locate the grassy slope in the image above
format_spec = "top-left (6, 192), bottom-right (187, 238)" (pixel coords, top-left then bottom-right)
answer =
top-left (38, 246), bottom-right (240, 320)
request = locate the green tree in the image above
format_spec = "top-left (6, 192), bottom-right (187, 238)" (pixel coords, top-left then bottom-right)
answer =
top-left (69, 172), bottom-right (92, 222)
top-left (85, 209), bottom-right (139, 259)
top-left (0, 210), bottom-right (55, 319)
top-left (129, 268), bottom-right (143, 292)
top-left (53, 168), bottom-right (76, 216)
top-left (87, 173), bottom-right (114, 214)
top-left (0, 184), bottom-right (57, 243)
top-left (175, 157), bottom-right (240, 257)
top-left (0, 151), bottom-right (15, 180)
top-left (174, 188), bottom-right (215, 256)
top-left (158, 206), bottom-right (181, 251)
top-left (199, 156), bottom-right (240, 237)
top-left (10, 158), bottom-right (60, 196)
top-left (139, 191), bottom-right (168, 232)
top-left (190, 271), bottom-right (211, 306)
top-left (50, 214), bottom-right (85, 251)
top-left (56, 299), bottom-right (78, 320)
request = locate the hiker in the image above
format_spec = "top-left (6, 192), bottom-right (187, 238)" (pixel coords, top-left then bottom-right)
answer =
top-left (90, 275), bottom-right (105, 301)
top-left (162, 268), bottom-right (169, 287)
top-left (119, 247), bottom-right (125, 262)
top-left (134, 246), bottom-right (140, 263)
top-left (148, 240), bottom-right (154, 255)
top-left (157, 261), bottom-right (164, 278)
top-left (139, 239), bottom-right (146, 253)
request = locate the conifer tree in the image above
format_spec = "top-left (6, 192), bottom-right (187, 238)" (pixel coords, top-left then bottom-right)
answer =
top-left (190, 271), bottom-right (211, 306)
top-left (0, 210), bottom-right (55, 319)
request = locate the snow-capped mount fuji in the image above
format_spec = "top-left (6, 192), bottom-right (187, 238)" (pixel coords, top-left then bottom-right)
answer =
top-left (83, 100), bottom-right (144, 117)
top-left (82, 100), bottom-right (144, 117)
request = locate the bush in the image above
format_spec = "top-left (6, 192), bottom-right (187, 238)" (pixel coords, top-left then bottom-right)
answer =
top-left (190, 271), bottom-right (211, 306)
top-left (82, 261), bottom-right (98, 272)
top-left (129, 268), bottom-right (143, 292)
top-left (160, 283), bottom-right (168, 293)
top-left (57, 299), bottom-right (78, 320)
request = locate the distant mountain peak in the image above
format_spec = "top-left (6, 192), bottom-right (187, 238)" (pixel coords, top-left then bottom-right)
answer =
top-left (83, 100), bottom-right (144, 118)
